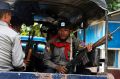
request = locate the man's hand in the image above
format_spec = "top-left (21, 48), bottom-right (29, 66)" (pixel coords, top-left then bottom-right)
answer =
top-left (24, 59), bottom-right (29, 66)
top-left (56, 65), bottom-right (67, 74)
top-left (86, 43), bottom-right (93, 52)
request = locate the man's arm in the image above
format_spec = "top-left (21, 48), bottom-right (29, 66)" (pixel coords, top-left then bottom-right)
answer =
top-left (43, 44), bottom-right (58, 69)
top-left (12, 35), bottom-right (25, 69)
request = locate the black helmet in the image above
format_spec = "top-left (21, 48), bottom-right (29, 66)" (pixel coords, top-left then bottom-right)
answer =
top-left (0, 1), bottom-right (11, 11)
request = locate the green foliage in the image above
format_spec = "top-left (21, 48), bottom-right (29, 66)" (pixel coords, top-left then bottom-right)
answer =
top-left (20, 22), bottom-right (43, 37)
top-left (107, 0), bottom-right (120, 11)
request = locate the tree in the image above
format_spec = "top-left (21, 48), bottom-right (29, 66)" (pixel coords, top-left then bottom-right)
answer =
top-left (106, 0), bottom-right (120, 11)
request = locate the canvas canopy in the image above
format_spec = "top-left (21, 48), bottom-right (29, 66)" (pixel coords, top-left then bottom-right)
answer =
top-left (5, 0), bottom-right (107, 26)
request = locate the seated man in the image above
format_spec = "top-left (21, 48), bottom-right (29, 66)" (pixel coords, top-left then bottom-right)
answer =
top-left (0, 1), bottom-right (25, 71)
top-left (43, 19), bottom-right (92, 74)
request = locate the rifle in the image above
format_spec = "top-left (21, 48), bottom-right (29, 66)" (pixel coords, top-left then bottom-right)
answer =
top-left (66, 34), bottom-right (112, 73)
top-left (24, 31), bottom-right (35, 65)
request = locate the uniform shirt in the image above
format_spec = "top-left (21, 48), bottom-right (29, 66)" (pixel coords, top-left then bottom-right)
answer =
top-left (0, 21), bottom-right (25, 71)
top-left (44, 36), bottom-right (89, 69)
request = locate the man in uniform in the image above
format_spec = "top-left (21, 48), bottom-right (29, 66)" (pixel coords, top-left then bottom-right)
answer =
top-left (43, 18), bottom-right (92, 74)
top-left (0, 1), bottom-right (25, 71)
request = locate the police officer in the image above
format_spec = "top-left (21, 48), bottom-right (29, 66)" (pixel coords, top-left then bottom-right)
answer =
top-left (43, 18), bottom-right (92, 74)
top-left (0, 1), bottom-right (25, 71)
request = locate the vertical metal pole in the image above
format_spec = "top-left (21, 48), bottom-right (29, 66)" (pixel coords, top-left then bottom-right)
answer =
top-left (105, 10), bottom-right (109, 73)
top-left (70, 35), bottom-right (73, 61)
top-left (83, 29), bottom-right (86, 42)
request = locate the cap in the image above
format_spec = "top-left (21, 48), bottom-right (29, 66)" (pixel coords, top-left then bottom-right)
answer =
top-left (57, 19), bottom-right (72, 29)
top-left (0, 1), bottom-right (11, 10)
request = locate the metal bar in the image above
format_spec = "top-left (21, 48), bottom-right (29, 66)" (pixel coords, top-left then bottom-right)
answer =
top-left (104, 10), bottom-right (109, 73)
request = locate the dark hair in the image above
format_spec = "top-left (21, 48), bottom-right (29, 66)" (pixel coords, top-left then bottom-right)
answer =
top-left (0, 10), bottom-right (11, 19)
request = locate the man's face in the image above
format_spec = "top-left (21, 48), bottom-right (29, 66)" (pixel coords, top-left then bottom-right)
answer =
top-left (58, 28), bottom-right (70, 40)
